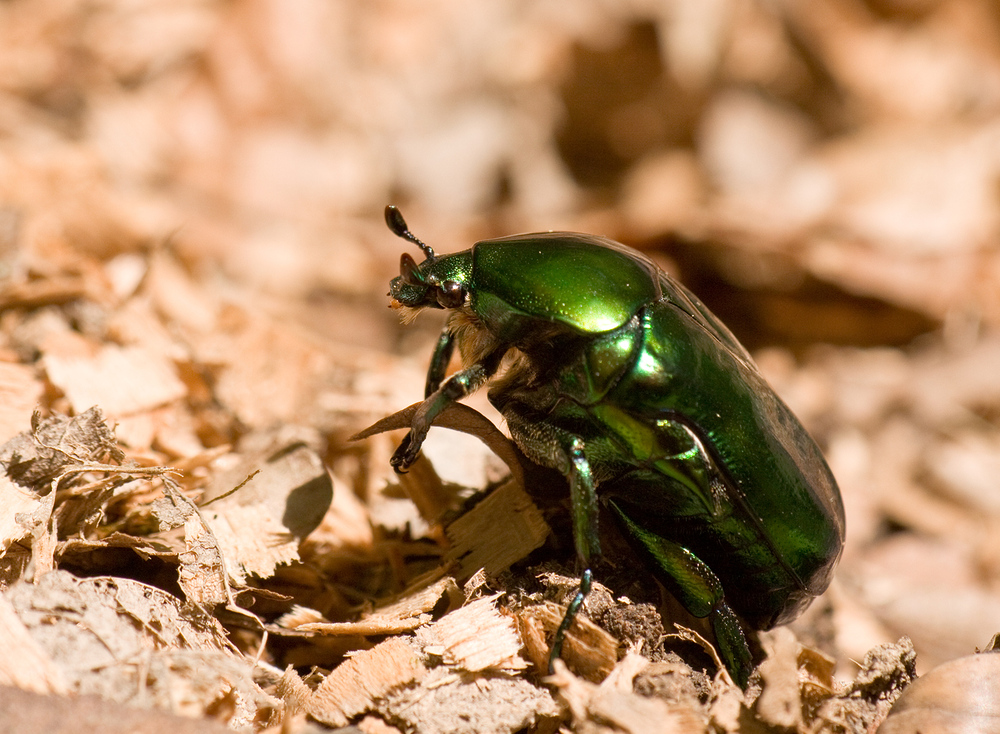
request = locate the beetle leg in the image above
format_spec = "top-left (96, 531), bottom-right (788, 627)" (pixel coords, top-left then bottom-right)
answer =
top-left (424, 328), bottom-right (455, 398)
top-left (392, 349), bottom-right (503, 471)
top-left (543, 439), bottom-right (604, 668)
top-left (566, 437), bottom-right (601, 565)
top-left (497, 404), bottom-right (604, 672)
top-left (493, 410), bottom-right (599, 669)
top-left (543, 438), bottom-right (607, 671)
top-left (609, 499), bottom-right (753, 688)
top-left (549, 568), bottom-right (592, 667)
top-left (545, 440), bottom-right (603, 672)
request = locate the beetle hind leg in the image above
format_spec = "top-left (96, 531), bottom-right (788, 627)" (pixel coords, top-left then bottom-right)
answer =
top-left (608, 499), bottom-right (753, 688)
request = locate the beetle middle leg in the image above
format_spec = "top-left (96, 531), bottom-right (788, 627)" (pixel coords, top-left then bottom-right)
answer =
top-left (500, 404), bottom-right (603, 672)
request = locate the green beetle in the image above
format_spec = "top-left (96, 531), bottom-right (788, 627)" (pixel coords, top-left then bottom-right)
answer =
top-left (382, 206), bottom-right (845, 687)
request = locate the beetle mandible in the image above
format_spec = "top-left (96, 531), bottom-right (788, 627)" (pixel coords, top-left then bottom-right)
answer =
top-left (381, 205), bottom-right (845, 687)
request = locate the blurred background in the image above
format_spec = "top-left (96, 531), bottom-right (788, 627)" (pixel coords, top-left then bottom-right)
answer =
top-left (2, 0), bottom-right (1000, 679)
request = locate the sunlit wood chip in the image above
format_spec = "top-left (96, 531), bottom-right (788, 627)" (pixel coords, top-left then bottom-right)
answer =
top-left (200, 436), bottom-right (333, 583)
top-left (307, 637), bottom-right (427, 728)
top-left (276, 666), bottom-right (311, 717)
top-left (754, 627), bottom-right (803, 729)
top-left (382, 666), bottom-right (561, 734)
top-left (0, 472), bottom-right (42, 554)
top-left (550, 654), bottom-right (705, 734)
top-left (178, 514), bottom-right (229, 607)
top-left (418, 594), bottom-right (527, 673)
top-left (276, 605), bottom-right (325, 630)
top-left (519, 601), bottom-right (618, 682)
top-left (297, 576), bottom-right (460, 636)
top-left (443, 478), bottom-right (550, 578)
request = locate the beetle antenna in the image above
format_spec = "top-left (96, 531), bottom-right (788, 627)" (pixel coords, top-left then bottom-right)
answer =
top-left (385, 205), bottom-right (435, 260)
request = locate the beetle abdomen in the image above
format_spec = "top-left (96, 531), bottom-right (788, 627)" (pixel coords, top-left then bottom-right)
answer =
top-left (599, 300), bottom-right (844, 625)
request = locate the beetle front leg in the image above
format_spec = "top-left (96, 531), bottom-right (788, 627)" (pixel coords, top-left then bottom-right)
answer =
top-left (424, 327), bottom-right (455, 398)
top-left (392, 348), bottom-right (503, 472)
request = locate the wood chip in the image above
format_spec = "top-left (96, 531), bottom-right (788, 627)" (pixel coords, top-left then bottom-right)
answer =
top-left (275, 667), bottom-right (311, 717)
top-left (382, 667), bottom-right (561, 734)
top-left (418, 594), bottom-right (527, 673)
top-left (3, 570), bottom-right (241, 705)
top-left (178, 512), bottom-right (229, 607)
top-left (754, 627), bottom-right (803, 729)
top-left (549, 655), bottom-right (705, 734)
top-left (0, 471), bottom-right (42, 556)
top-left (200, 437), bottom-right (333, 583)
top-left (307, 637), bottom-right (427, 728)
top-left (0, 684), bottom-right (234, 734)
top-left (444, 478), bottom-right (550, 578)
top-left (519, 601), bottom-right (618, 683)
top-left (43, 344), bottom-right (186, 416)
top-left (298, 576), bottom-right (460, 637)
top-left (0, 407), bottom-right (123, 489)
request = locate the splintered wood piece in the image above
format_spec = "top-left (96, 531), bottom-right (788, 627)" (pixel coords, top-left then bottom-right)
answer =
top-left (3, 570), bottom-right (245, 713)
top-left (0, 471), bottom-right (43, 557)
top-left (178, 513), bottom-right (229, 607)
top-left (754, 627), bottom-right (804, 729)
top-left (199, 438), bottom-right (332, 584)
top-left (56, 533), bottom-right (178, 567)
top-left (296, 576), bottom-right (461, 636)
top-left (275, 667), bottom-right (311, 717)
top-left (443, 478), bottom-right (550, 578)
top-left (382, 667), bottom-right (562, 734)
top-left (418, 593), bottom-right (528, 673)
top-left (0, 407), bottom-right (123, 490)
top-left (298, 611), bottom-right (428, 637)
top-left (307, 637), bottom-right (427, 728)
top-left (549, 653), bottom-right (705, 734)
top-left (519, 601), bottom-right (618, 683)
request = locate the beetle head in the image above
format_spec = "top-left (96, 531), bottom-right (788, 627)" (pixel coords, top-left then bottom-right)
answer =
top-left (385, 205), bottom-right (468, 310)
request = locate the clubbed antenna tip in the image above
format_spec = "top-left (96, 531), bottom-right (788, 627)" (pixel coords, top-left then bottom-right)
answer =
top-left (385, 205), bottom-right (435, 260)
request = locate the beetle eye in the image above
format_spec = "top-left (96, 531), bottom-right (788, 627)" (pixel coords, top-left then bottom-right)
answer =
top-left (436, 280), bottom-right (465, 308)
top-left (399, 253), bottom-right (424, 286)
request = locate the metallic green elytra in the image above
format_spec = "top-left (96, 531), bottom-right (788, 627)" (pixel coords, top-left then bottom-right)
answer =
top-left (382, 205), bottom-right (845, 688)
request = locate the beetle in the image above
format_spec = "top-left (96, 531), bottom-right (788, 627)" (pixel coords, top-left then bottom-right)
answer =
top-left (381, 205), bottom-right (845, 687)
